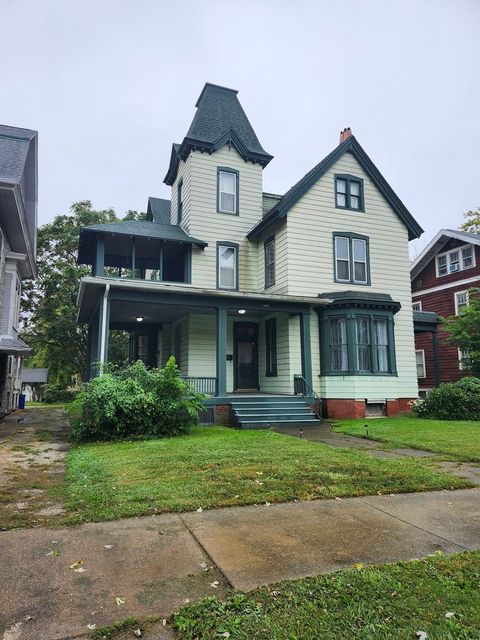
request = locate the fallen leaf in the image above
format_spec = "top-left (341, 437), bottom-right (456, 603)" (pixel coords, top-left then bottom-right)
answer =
top-left (255, 471), bottom-right (263, 475)
top-left (196, 507), bottom-right (203, 513)
top-left (74, 567), bottom-right (86, 573)
top-left (265, 502), bottom-right (271, 506)
top-left (134, 629), bottom-right (142, 638)
top-left (445, 612), bottom-right (455, 618)
top-left (221, 633), bottom-right (230, 638)
top-left (87, 624), bottom-right (96, 630)
top-left (46, 550), bottom-right (60, 557)
top-left (416, 632), bottom-right (428, 640)
top-left (255, 480), bottom-right (264, 485)
top-left (162, 619), bottom-right (167, 627)
top-left (104, 545), bottom-right (113, 549)
top-left (69, 560), bottom-right (83, 570)
top-left (335, 497), bottom-right (342, 501)
top-left (234, 495), bottom-right (240, 499)
top-left (354, 563), bottom-right (364, 570)
top-left (210, 581), bottom-right (219, 588)
top-left (377, 491), bottom-right (383, 496)
top-left (115, 596), bottom-right (125, 607)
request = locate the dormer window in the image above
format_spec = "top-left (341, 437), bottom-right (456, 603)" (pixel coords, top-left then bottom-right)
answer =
top-left (177, 180), bottom-right (183, 224)
top-left (335, 175), bottom-right (364, 211)
top-left (436, 245), bottom-right (475, 277)
top-left (217, 168), bottom-right (239, 215)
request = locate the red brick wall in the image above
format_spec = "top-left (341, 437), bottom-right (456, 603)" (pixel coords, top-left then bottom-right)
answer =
top-left (324, 399), bottom-right (365, 419)
top-left (215, 404), bottom-right (231, 426)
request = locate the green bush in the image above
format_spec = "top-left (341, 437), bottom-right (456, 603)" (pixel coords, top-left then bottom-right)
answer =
top-left (43, 385), bottom-right (79, 404)
top-left (411, 376), bottom-right (480, 420)
top-left (70, 357), bottom-right (205, 442)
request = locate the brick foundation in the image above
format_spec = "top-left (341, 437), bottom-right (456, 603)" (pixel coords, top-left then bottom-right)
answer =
top-left (214, 404), bottom-right (231, 426)
top-left (323, 399), bottom-right (365, 419)
top-left (386, 399), bottom-right (399, 416)
top-left (398, 398), bottom-right (415, 414)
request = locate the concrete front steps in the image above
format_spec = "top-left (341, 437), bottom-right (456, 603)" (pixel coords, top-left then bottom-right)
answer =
top-left (230, 395), bottom-right (321, 429)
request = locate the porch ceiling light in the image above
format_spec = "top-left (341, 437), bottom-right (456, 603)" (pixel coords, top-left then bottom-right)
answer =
top-left (136, 316), bottom-right (144, 322)
top-left (238, 309), bottom-right (246, 315)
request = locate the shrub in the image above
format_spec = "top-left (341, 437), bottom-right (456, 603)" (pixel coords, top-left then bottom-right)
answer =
top-left (70, 357), bottom-right (205, 442)
top-left (412, 376), bottom-right (480, 420)
top-left (43, 384), bottom-right (79, 404)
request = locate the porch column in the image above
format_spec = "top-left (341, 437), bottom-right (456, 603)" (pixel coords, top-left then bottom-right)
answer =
top-left (432, 330), bottom-right (441, 386)
top-left (94, 236), bottom-right (105, 277)
top-left (216, 307), bottom-right (227, 396)
top-left (300, 311), bottom-right (313, 391)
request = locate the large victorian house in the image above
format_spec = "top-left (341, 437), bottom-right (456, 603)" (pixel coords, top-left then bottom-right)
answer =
top-left (0, 125), bottom-right (38, 417)
top-left (77, 83), bottom-right (423, 425)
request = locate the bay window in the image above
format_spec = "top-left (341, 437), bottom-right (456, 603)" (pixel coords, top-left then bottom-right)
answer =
top-left (330, 318), bottom-right (348, 372)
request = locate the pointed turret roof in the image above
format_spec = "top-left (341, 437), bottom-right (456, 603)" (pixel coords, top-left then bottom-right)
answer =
top-left (164, 83), bottom-right (272, 185)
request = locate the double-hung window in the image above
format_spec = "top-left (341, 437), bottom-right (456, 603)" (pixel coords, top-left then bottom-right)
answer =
top-left (335, 175), bottom-right (364, 211)
top-left (264, 237), bottom-right (276, 288)
top-left (356, 317), bottom-right (371, 372)
top-left (454, 290), bottom-right (469, 315)
top-left (218, 169), bottom-right (238, 214)
top-left (217, 243), bottom-right (238, 290)
top-left (412, 301), bottom-right (422, 311)
top-left (265, 318), bottom-right (277, 376)
top-left (373, 318), bottom-right (389, 372)
top-left (334, 233), bottom-right (369, 285)
top-left (416, 350), bottom-right (426, 378)
top-left (330, 318), bottom-right (348, 372)
top-left (177, 180), bottom-right (183, 224)
top-left (436, 244), bottom-right (476, 276)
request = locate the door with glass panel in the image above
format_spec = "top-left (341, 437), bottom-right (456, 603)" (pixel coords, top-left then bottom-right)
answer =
top-left (234, 323), bottom-right (259, 391)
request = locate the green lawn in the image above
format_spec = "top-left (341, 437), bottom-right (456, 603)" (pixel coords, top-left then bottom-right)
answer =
top-left (172, 551), bottom-right (480, 640)
top-left (65, 427), bottom-right (468, 523)
top-left (334, 416), bottom-right (480, 462)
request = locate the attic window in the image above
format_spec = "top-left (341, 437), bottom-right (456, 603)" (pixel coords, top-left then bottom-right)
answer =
top-left (218, 168), bottom-right (239, 215)
top-left (436, 244), bottom-right (475, 277)
top-left (335, 175), bottom-right (364, 211)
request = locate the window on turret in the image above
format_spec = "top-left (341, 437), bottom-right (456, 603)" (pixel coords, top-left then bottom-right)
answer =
top-left (217, 168), bottom-right (238, 214)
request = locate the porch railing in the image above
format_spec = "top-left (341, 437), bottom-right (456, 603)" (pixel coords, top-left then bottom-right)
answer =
top-left (294, 374), bottom-right (322, 421)
top-left (182, 376), bottom-right (218, 396)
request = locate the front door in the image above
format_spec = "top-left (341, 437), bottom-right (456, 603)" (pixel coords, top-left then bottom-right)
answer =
top-left (234, 323), bottom-right (259, 391)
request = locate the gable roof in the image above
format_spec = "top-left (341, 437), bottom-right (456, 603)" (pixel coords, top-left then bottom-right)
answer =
top-left (164, 83), bottom-right (273, 185)
top-left (146, 197), bottom-right (171, 224)
top-left (0, 124), bottom-right (37, 184)
top-left (410, 228), bottom-right (480, 280)
top-left (247, 135), bottom-right (423, 241)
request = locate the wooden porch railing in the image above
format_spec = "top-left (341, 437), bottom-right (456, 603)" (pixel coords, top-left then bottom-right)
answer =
top-left (182, 376), bottom-right (218, 396)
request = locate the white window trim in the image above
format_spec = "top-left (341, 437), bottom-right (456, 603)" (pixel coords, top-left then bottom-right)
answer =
top-left (458, 348), bottom-right (468, 371)
top-left (454, 290), bottom-right (469, 316)
top-left (352, 238), bottom-right (368, 284)
top-left (415, 349), bottom-right (426, 378)
top-left (335, 236), bottom-right (351, 283)
top-left (412, 301), bottom-right (422, 311)
top-left (436, 243), bottom-right (476, 277)
top-left (218, 170), bottom-right (237, 214)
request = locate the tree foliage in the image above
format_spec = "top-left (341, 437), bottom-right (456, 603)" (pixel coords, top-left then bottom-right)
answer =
top-left (460, 207), bottom-right (480, 234)
top-left (442, 288), bottom-right (480, 376)
top-left (21, 201), bottom-right (142, 386)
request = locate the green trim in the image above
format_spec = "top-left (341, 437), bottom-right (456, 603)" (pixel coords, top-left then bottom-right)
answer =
top-left (216, 241), bottom-right (239, 291)
top-left (317, 307), bottom-right (397, 377)
top-left (265, 317), bottom-right (277, 377)
top-left (217, 167), bottom-right (239, 216)
top-left (177, 179), bottom-right (183, 224)
top-left (334, 174), bottom-right (365, 212)
top-left (246, 135), bottom-right (424, 241)
top-left (95, 236), bottom-right (105, 277)
top-left (333, 232), bottom-right (371, 286)
top-left (264, 235), bottom-right (276, 289)
top-left (216, 308), bottom-right (227, 396)
top-left (300, 312), bottom-right (313, 388)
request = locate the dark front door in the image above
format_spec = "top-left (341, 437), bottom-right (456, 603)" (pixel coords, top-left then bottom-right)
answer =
top-left (234, 323), bottom-right (259, 391)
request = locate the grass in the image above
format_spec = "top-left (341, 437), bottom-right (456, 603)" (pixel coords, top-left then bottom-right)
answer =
top-left (64, 426), bottom-right (469, 524)
top-left (172, 551), bottom-right (480, 640)
top-left (334, 416), bottom-right (480, 462)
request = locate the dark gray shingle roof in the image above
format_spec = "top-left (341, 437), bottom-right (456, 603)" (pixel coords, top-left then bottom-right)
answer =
top-left (413, 310), bottom-right (441, 324)
top-left (146, 197), bottom-right (171, 224)
top-left (0, 125), bottom-right (37, 184)
top-left (80, 220), bottom-right (207, 247)
top-left (164, 84), bottom-right (273, 185)
top-left (318, 290), bottom-right (401, 312)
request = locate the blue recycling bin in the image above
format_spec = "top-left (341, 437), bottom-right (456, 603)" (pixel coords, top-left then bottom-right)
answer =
top-left (19, 394), bottom-right (26, 409)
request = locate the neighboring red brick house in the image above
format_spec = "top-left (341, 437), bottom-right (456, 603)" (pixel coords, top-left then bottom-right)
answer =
top-left (410, 229), bottom-right (480, 392)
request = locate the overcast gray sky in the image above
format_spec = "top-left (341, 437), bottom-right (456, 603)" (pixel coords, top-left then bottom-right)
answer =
top-left (2, 0), bottom-right (479, 252)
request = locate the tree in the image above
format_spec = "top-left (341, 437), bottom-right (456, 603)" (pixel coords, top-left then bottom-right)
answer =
top-left (443, 288), bottom-right (480, 376)
top-left (460, 207), bottom-right (480, 234)
top-left (21, 201), bottom-right (142, 386)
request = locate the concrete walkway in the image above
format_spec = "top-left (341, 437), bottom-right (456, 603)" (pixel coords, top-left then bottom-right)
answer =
top-left (1, 488), bottom-right (480, 640)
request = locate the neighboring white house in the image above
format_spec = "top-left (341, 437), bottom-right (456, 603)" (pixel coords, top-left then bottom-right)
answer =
top-left (77, 83), bottom-right (423, 423)
top-left (0, 125), bottom-right (38, 417)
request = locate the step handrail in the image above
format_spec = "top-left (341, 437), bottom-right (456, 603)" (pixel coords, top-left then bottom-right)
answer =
top-left (293, 375), bottom-right (322, 421)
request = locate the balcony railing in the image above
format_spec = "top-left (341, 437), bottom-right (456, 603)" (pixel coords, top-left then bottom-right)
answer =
top-left (182, 376), bottom-right (218, 396)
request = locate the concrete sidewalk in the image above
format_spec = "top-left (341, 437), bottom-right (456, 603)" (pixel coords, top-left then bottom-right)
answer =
top-left (1, 488), bottom-right (479, 640)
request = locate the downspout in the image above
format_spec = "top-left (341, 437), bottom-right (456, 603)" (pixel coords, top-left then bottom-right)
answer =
top-left (99, 283), bottom-right (110, 367)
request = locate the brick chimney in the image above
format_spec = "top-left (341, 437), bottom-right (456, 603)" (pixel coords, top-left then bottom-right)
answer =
top-left (339, 127), bottom-right (352, 144)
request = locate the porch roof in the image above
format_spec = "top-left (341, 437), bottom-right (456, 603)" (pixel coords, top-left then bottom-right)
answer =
top-left (77, 276), bottom-right (331, 323)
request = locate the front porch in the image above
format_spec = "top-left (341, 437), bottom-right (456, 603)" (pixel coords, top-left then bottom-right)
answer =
top-left (78, 278), bottom-right (325, 423)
